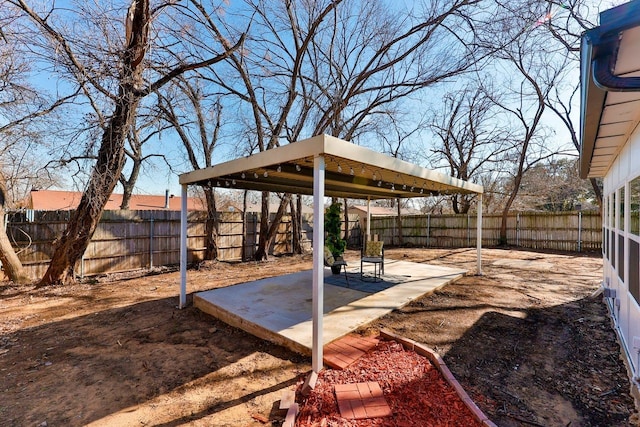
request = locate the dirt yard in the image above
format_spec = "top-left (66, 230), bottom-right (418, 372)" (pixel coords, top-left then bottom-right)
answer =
top-left (0, 248), bottom-right (638, 426)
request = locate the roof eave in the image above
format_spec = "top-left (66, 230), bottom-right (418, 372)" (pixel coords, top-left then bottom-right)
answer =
top-left (579, 0), bottom-right (640, 179)
top-left (579, 34), bottom-right (608, 179)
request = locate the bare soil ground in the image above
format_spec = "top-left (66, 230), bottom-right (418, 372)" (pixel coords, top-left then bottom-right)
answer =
top-left (0, 248), bottom-right (638, 426)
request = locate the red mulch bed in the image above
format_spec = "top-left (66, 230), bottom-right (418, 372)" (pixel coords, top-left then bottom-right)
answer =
top-left (296, 338), bottom-right (484, 426)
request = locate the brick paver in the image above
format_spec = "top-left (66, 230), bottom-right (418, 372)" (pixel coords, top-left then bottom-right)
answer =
top-left (323, 334), bottom-right (379, 369)
top-left (335, 382), bottom-right (392, 420)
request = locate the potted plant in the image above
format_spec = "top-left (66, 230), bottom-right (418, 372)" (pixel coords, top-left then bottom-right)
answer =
top-left (325, 202), bottom-right (347, 274)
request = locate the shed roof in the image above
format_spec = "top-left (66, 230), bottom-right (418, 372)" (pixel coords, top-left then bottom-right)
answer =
top-left (580, 0), bottom-right (640, 178)
top-left (179, 135), bottom-right (482, 199)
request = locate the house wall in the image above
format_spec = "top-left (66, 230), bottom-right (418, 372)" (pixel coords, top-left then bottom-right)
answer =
top-left (602, 121), bottom-right (640, 380)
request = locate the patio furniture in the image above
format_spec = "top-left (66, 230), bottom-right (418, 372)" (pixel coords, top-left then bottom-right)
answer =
top-left (361, 240), bottom-right (384, 282)
top-left (324, 246), bottom-right (349, 286)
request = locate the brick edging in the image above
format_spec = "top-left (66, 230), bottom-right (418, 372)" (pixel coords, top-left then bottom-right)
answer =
top-left (379, 329), bottom-right (497, 427)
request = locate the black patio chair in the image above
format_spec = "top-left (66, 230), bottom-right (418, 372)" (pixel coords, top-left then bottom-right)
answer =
top-left (324, 246), bottom-right (349, 286)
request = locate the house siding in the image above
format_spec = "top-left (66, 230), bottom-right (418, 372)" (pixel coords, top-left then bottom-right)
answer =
top-left (602, 121), bottom-right (640, 379)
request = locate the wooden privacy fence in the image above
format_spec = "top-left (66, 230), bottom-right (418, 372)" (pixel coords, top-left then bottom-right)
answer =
top-left (6, 210), bottom-right (299, 279)
top-left (363, 211), bottom-right (601, 252)
top-left (5, 209), bottom-right (600, 279)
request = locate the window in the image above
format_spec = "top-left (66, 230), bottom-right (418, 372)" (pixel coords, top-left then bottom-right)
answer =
top-left (620, 187), bottom-right (625, 232)
top-left (631, 176), bottom-right (640, 236)
top-left (619, 234), bottom-right (625, 281)
top-left (611, 193), bottom-right (615, 228)
top-left (603, 196), bottom-right (608, 228)
top-left (630, 241), bottom-right (639, 304)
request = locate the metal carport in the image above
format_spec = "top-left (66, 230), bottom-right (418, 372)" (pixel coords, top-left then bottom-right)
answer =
top-left (178, 134), bottom-right (484, 372)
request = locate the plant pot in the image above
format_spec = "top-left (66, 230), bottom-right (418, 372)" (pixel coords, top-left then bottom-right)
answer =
top-left (331, 265), bottom-right (342, 274)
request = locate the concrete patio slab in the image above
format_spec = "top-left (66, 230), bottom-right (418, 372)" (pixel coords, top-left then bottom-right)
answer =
top-left (194, 259), bottom-right (466, 355)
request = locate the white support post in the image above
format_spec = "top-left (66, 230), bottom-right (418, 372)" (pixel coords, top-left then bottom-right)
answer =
top-left (477, 194), bottom-right (483, 275)
top-left (312, 155), bottom-right (325, 373)
top-left (179, 184), bottom-right (188, 309)
top-left (366, 197), bottom-right (371, 243)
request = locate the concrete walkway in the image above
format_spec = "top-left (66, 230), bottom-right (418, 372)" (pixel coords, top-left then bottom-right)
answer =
top-left (194, 259), bottom-right (467, 355)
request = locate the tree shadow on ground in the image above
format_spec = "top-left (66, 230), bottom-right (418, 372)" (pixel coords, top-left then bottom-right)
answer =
top-left (1, 295), bottom-right (306, 426)
top-left (443, 296), bottom-right (634, 427)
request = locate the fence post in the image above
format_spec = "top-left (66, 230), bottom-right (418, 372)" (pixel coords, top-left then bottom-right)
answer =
top-left (578, 211), bottom-right (582, 252)
top-left (149, 217), bottom-right (154, 269)
top-left (516, 213), bottom-right (520, 247)
top-left (467, 214), bottom-right (470, 247)
top-left (253, 213), bottom-right (258, 258)
top-left (427, 213), bottom-right (431, 247)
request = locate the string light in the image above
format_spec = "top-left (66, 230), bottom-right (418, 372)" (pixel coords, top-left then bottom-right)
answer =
top-left (295, 164), bottom-right (301, 172)
top-left (241, 172), bottom-right (246, 179)
top-left (263, 171), bottom-right (269, 177)
top-left (225, 181), bottom-right (230, 187)
top-left (350, 167), bottom-right (354, 175)
top-left (391, 184), bottom-right (395, 191)
top-left (232, 179), bottom-right (236, 185)
top-left (277, 165), bottom-right (282, 173)
top-left (337, 164), bottom-right (342, 173)
top-left (254, 172), bottom-right (259, 179)
top-left (378, 181), bottom-right (382, 187)
top-left (372, 173), bottom-right (377, 181)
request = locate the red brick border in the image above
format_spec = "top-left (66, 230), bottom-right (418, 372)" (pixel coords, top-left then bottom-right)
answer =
top-left (380, 329), bottom-right (497, 427)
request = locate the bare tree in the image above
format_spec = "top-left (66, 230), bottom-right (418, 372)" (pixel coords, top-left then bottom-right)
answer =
top-left (524, 0), bottom-right (604, 208)
top-left (118, 113), bottom-right (172, 210)
top-left (513, 157), bottom-right (595, 211)
top-left (156, 77), bottom-right (227, 260)
top-left (0, 9), bottom-right (75, 283)
top-left (429, 84), bottom-right (511, 213)
top-left (203, 0), bottom-right (484, 259)
top-left (199, 0), bottom-right (347, 260)
top-left (479, 4), bottom-right (571, 244)
top-left (8, 0), bottom-right (244, 284)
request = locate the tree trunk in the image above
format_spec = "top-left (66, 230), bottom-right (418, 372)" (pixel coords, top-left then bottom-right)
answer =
top-left (40, 99), bottom-right (137, 285)
top-left (119, 158), bottom-right (141, 210)
top-left (590, 178), bottom-right (603, 212)
top-left (203, 186), bottom-right (219, 260)
top-left (0, 216), bottom-right (30, 283)
top-left (290, 196), bottom-right (302, 254)
top-left (254, 191), bottom-right (271, 260)
top-left (254, 194), bottom-right (291, 260)
top-left (499, 183), bottom-right (521, 246)
top-left (0, 177), bottom-right (30, 283)
top-left (396, 199), bottom-right (404, 246)
top-left (39, 0), bottom-right (149, 285)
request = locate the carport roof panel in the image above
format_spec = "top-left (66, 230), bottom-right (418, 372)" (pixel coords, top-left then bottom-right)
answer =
top-left (179, 134), bottom-right (483, 199)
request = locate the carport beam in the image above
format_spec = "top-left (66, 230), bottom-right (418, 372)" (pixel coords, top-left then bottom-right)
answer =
top-left (312, 155), bottom-right (325, 373)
